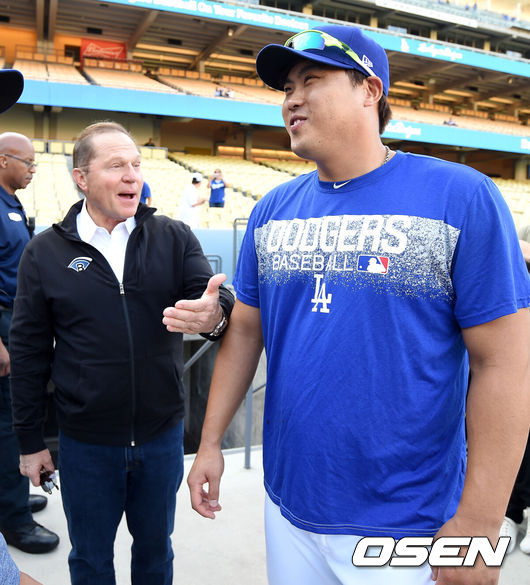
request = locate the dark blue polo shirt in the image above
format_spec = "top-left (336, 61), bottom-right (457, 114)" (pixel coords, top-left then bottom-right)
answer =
top-left (0, 185), bottom-right (31, 308)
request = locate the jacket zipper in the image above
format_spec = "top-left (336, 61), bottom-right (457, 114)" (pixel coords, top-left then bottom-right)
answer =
top-left (54, 211), bottom-right (150, 447)
top-left (120, 282), bottom-right (136, 446)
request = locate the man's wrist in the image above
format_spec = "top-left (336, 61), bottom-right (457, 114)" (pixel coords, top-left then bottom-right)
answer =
top-left (209, 309), bottom-right (227, 338)
top-left (451, 503), bottom-right (505, 533)
top-left (198, 435), bottom-right (224, 451)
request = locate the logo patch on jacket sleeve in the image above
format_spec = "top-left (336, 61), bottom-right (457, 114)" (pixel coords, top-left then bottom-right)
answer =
top-left (357, 255), bottom-right (389, 274)
top-left (67, 257), bottom-right (93, 272)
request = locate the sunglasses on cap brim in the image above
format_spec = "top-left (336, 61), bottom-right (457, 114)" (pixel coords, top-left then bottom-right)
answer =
top-left (284, 29), bottom-right (376, 79)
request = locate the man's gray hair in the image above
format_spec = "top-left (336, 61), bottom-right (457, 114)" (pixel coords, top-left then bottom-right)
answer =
top-left (73, 121), bottom-right (134, 170)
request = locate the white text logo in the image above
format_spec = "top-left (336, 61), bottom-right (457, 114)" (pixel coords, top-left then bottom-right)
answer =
top-left (311, 274), bottom-right (332, 313)
top-left (352, 536), bottom-right (510, 567)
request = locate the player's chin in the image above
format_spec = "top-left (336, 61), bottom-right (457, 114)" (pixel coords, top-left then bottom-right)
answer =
top-left (290, 141), bottom-right (313, 161)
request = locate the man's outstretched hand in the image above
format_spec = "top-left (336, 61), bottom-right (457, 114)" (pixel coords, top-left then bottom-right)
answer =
top-left (163, 273), bottom-right (226, 334)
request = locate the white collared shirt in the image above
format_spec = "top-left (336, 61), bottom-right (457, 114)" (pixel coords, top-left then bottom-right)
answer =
top-left (76, 200), bottom-right (136, 283)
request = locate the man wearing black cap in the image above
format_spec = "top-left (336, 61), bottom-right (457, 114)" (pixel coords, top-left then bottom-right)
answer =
top-left (187, 23), bottom-right (530, 585)
top-left (0, 68), bottom-right (48, 584)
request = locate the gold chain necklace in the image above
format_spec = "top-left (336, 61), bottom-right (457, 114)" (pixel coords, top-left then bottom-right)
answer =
top-left (381, 145), bottom-right (391, 166)
top-left (332, 146), bottom-right (392, 189)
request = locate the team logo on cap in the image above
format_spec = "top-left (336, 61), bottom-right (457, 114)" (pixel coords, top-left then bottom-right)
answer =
top-left (357, 255), bottom-right (389, 274)
top-left (362, 55), bottom-right (374, 68)
top-left (67, 257), bottom-right (93, 272)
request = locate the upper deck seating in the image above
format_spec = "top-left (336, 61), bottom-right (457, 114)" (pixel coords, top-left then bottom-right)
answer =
top-left (84, 59), bottom-right (178, 93)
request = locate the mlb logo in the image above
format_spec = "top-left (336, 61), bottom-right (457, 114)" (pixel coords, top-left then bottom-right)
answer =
top-left (357, 255), bottom-right (389, 274)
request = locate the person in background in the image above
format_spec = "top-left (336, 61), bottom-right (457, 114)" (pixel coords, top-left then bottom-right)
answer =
top-left (143, 137), bottom-right (155, 147)
top-left (207, 168), bottom-right (230, 208)
top-left (0, 129), bottom-right (59, 555)
top-left (518, 224), bottom-right (530, 246)
top-left (0, 67), bottom-right (46, 585)
top-left (140, 181), bottom-right (152, 206)
top-left (180, 172), bottom-right (206, 230)
top-left (9, 121), bottom-right (234, 585)
top-left (186, 23), bottom-right (530, 585)
top-left (520, 239), bottom-right (530, 271)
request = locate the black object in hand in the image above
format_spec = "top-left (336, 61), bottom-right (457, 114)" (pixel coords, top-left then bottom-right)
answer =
top-left (40, 470), bottom-right (59, 494)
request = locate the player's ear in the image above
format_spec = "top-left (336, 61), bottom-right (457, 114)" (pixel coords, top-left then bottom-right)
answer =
top-left (364, 77), bottom-right (383, 107)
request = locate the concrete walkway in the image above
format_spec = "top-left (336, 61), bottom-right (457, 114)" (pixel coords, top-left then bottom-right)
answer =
top-left (8, 446), bottom-right (529, 585)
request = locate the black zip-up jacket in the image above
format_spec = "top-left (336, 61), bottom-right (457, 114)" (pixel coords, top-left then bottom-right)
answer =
top-left (9, 201), bottom-right (234, 454)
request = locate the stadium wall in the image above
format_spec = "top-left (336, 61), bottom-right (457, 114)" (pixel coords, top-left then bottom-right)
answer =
top-left (19, 80), bottom-right (284, 126)
top-left (0, 105), bottom-right (35, 137)
top-left (0, 27), bottom-right (37, 63)
top-left (14, 81), bottom-right (530, 157)
top-left (54, 109), bottom-right (157, 143)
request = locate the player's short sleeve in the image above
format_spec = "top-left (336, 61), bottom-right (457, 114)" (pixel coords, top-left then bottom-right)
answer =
top-left (452, 177), bottom-right (530, 328)
top-left (233, 211), bottom-right (260, 307)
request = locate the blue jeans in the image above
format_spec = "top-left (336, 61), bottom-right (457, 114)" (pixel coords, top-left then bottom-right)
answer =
top-left (0, 308), bottom-right (32, 529)
top-left (59, 422), bottom-right (184, 585)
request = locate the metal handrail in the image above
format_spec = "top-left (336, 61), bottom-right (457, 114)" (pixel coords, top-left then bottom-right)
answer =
top-left (233, 218), bottom-right (249, 281)
top-left (183, 338), bottom-right (214, 372)
top-left (183, 217), bottom-right (258, 469)
top-left (183, 336), bottom-right (264, 470)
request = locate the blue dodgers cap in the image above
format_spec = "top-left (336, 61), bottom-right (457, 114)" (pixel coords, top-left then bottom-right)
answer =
top-left (0, 70), bottom-right (24, 114)
top-left (256, 24), bottom-right (389, 95)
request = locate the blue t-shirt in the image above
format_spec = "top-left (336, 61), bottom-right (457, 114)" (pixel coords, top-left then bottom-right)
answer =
top-left (0, 533), bottom-right (20, 585)
top-left (209, 179), bottom-right (226, 204)
top-left (0, 186), bottom-right (31, 308)
top-left (234, 151), bottom-right (530, 538)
